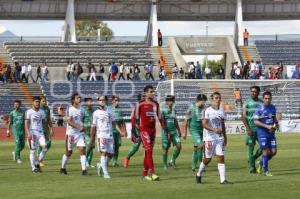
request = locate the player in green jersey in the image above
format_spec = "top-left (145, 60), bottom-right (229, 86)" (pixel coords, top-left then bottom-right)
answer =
top-left (241, 86), bottom-right (263, 173)
top-left (123, 93), bottom-right (145, 168)
top-left (38, 96), bottom-right (53, 166)
top-left (83, 98), bottom-right (94, 167)
top-left (184, 94), bottom-right (207, 171)
top-left (7, 100), bottom-right (25, 163)
top-left (110, 96), bottom-right (127, 167)
top-left (161, 95), bottom-right (181, 170)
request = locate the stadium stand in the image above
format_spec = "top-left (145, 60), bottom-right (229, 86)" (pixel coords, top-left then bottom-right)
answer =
top-left (255, 40), bottom-right (300, 66)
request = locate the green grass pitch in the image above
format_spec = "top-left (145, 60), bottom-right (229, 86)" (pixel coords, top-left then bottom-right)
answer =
top-left (0, 134), bottom-right (299, 199)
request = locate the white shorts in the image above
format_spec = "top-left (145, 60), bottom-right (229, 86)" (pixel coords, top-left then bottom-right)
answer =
top-left (65, 133), bottom-right (85, 151)
top-left (27, 134), bottom-right (46, 150)
top-left (97, 137), bottom-right (114, 154)
top-left (204, 139), bottom-right (225, 159)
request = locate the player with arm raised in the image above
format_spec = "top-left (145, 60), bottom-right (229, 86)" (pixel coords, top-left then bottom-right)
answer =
top-left (254, 91), bottom-right (278, 177)
top-left (123, 93), bottom-right (145, 168)
top-left (196, 92), bottom-right (232, 184)
top-left (241, 86), bottom-right (263, 173)
top-left (25, 96), bottom-right (47, 173)
top-left (90, 95), bottom-right (114, 179)
top-left (7, 100), bottom-right (25, 164)
top-left (183, 94), bottom-right (207, 171)
top-left (161, 95), bottom-right (182, 170)
top-left (60, 93), bottom-right (88, 176)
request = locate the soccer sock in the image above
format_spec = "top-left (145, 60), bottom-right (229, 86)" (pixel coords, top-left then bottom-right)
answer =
top-left (38, 150), bottom-right (47, 162)
top-left (218, 163), bottom-right (226, 183)
top-left (143, 151), bottom-right (148, 176)
top-left (61, 154), bottom-right (69, 169)
top-left (172, 148), bottom-right (180, 164)
top-left (101, 156), bottom-right (109, 175)
top-left (196, 148), bottom-right (203, 165)
top-left (127, 142), bottom-right (140, 159)
top-left (112, 146), bottom-right (119, 165)
top-left (147, 149), bottom-right (155, 175)
top-left (46, 140), bottom-right (52, 151)
top-left (192, 150), bottom-right (198, 169)
top-left (162, 153), bottom-right (168, 167)
top-left (262, 154), bottom-right (269, 173)
top-left (88, 149), bottom-right (93, 165)
top-left (16, 146), bottom-right (21, 160)
top-left (254, 148), bottom-right (263, 160)
top-left (29, 150), bottom-right (36, 170)
top-left (197, 161), bottom-right (206, 176)
top-left (80, 155), bottom-right (87, 171)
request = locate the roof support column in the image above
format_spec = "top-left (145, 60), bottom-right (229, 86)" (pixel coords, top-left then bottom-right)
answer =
top-left (234, 0), bottom-right (243, 46)
top-left (149, 0), bottom-right (158, 47)
top-left (63, 0), bottom-right (76, 43)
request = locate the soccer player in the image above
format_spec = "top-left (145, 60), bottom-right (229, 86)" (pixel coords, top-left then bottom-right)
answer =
top-left (184, 94), bottom-right (207, 171)
top-left (25, 96), bottom-right (47, 173)
top-left (161, 95), bottom-right (181, 170)
top-left (196, 92), bottom-right (231, 184)
top-left (110, 96), bottom-right (127, 167)
top-left (90, 95), bottom-right (114, 179)
top-left (241, 86), bottom-right (263, 173)
top-left (38, 96), bottom-right (53, 166)
top-left (83, 98), bottom-right (94, 168)
top-left (254, 91), bottom-right (278, 177)
top-left (123, 93), bottom-right (145, 168)
top-left (60, 93), bottom-right (88, 176)
top-left (7, 100), bottom-right (25, 164)
top-left (132, 85), bottom-right (167, 181)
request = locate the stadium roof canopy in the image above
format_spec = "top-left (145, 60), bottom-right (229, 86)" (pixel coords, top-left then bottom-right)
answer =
top-left (0, 0), bottom-right (300, 21)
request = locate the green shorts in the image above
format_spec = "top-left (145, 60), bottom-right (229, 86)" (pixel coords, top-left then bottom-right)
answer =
top-left (245, 130), bottom-right (258, 146)
top-left (190, 129), bottom-right (203, 146)
top-left (161, 130), bottom-right (181, 149)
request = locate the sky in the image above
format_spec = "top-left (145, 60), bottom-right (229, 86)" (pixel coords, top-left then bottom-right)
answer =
top-left (0, 20), bottom-right (300, 36)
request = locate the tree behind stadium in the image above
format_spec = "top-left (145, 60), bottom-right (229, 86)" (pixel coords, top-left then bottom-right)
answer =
top-left (75, 20), bottom-right (114, 41)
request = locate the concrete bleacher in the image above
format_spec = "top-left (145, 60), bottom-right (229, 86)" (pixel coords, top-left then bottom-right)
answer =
top-left (40, 80), bottom-right (158, 120)
top-left (255, 40), bottom-right (300, 65)
top-left (4, 41), bottom-right (162, 80)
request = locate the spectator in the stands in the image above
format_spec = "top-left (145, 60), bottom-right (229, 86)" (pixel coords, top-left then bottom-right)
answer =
top-left (188, 62), bottom-right (195, 79)
top-left (20, 63), bottom-right (28, 83)
top-left (159, 56), bottom-right (166, 69)
top-left (99, 63), bottom-right (105, 81)
top-left (243, 28), bottom-right (249, 46)
top-left (217, 65), bottom-right (225, 79)
top-left (158, 29), bottom-right (163, 47)
top-left (108, 62), bottom-right (112, 80)
top-left (66, 62), bottom-right (71, 81)
top-left (26, 62), bottom-right (35, 83)
top-left (250, 60), bottom-right (256, 73)
top-left (278, 61), bottom-right (284, 79)
top-left (146, 61), bottom-right (154, 81)
top-left (179, 67), bottom-right (184, 79)
top-left (242, 61), bottom-right (250, 79)
top-left (235, 66), bottom-right (241, 79)
top-left (86, 62), bottom-right (93, 81)
top-left (125, 64), bottom-right (131, 80)
top-left (57, 105), bottom-right (64, 127)
top-left (233, 88), bottom-right (242, 107)
top-left (77, 62), bottom-right (83, 81)
top-left (89, 64), bottom-right (97, 81)
top-left (196, 61), bottom-right (202, 79)
top-left (172, 63), bottom-right (178, 79)
top-left (257, 61), bottom-right (263, 76)
top-left (36, 65), bottom-right (42, 83)
top-left (118, 62), bottom-right (125, 80)
top-left (72, 62), bottom-right (77, 81)
top-left (111, 62), bottom-right (118, 81)
top-left (14, 62), bottom-right (21, 82)
top-left (205, 66), bottom-right (212, 79)
top-left (292, 65), bottom-right (299, 79)
top-left (159, 68), bottom-right (166, 81)
top-left (42, 63), bottom-right (49, 82)
top-left (132, 64), bottom-right (141, 80)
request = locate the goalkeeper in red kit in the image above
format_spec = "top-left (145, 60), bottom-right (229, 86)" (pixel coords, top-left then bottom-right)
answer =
top-left (132, 85), bottom-right (167, 181)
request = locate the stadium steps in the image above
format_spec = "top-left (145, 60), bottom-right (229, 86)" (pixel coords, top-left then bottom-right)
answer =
top-left (151, 46), bottom-right (176, 79)
top-left (238, 45), bottom-right (261, 64)
top-left (0, 45), bottom-right (14, 65)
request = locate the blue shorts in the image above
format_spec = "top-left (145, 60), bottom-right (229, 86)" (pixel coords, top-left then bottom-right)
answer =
top-left (258, 136), bottom-right (277, 149)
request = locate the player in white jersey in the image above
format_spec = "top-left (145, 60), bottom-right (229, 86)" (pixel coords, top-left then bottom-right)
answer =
top-left (25, 96), bottom-right (47, 173)
top-left (90, 95), bottom-right (114, 179)
top-left (196, 92), bottom-right (232, 184)
top-left (60, 93), bottom-right (88, 176)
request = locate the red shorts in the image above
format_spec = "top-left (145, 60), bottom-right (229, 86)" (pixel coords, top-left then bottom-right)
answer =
top-left (139, 127), bottom-right (156, 150)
